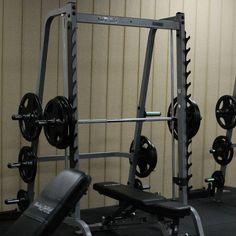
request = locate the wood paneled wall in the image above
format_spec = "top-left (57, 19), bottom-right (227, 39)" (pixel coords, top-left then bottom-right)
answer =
top-left (0, 0), bottom-right (236, 210)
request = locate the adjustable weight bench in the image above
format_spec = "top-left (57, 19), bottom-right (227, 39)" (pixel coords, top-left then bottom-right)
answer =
top-left (94, 182), bottom-right (204, 236)
top-left (5, 169), bottom-right (91, 236)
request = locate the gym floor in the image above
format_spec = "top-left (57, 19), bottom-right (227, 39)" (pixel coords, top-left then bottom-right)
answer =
top-left (1, 187), bottom-right (236, 236)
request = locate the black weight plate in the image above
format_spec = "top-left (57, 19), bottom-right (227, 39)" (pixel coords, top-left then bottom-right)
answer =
top-left (56, 96), bottom-right (74, 146)
top-left (167, 97), bottom-right (201, 140)
top-left (167, 97), bottom-right (178, 139)
top-left (17, 189), bottom-right (30, 212)
top-left (211, 171), bottom-right (225, 189)
top-left (215, 95), bottom-right (236, 130)
top-left (18, 93), bottom-right (43, 141)
top-left (18, 146), bottom-right (37, 183)
top-left (187, 99), bottom-right (201, 139)
top-left (130, 136), bottom-right (158, 178)
top-left (211, 135), bottom-right (234, 166)
top-left (44, 96), bottom-right (71, 149)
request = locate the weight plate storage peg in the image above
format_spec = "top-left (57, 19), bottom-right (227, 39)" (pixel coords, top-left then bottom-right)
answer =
top-left (210, 135), bottom-right (234, 166)
top-left (215, 95), bottom-right (236, 130)
top-left (8, 146), bottom-right (38, 183)
top-left (129, 136), bottom-right (158, 178)
top-left (167, 97), bottom-right (201, 140)
top-left (44, 96), bottom-right (73, 149)
top-left (12, 93), bottom-right (43, 141)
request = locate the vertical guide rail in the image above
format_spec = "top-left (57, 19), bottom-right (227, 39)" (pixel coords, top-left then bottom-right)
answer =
top-left (62, 15), bottom-right (69, 98)
top-left (170, 30), bottom-right (176, 198)
top-left (128, 29), bottom-right (157, 185)
top-left (66, 2), bottom-right (79, 169)
top-left (36, 6), bottom-right (68, 102)
top-left (30, 11), bottom-right (54, 204)
top-left (61, 15), bottom-right (70, 169)
top-left (176, 13), bottom-right (188, 204)
top-left (65, 2), bottom-right (81, 221)
top-left (31, 6), bottom-right (67, 203)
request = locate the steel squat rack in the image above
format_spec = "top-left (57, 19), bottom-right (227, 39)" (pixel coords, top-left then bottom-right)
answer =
top-left (25, 0), bottom-right (204, 235)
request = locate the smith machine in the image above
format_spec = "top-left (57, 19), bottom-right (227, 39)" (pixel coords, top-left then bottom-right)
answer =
top-left (5, 1), bottom-right (204, 235)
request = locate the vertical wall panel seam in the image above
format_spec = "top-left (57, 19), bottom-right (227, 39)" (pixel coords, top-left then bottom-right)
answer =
top-left (87, 0), bottom-right (94, 209)
top-left (216, 0), bottom-right (223, 137)
top-left (216, 0), bottom-right (223, 99)
top-left (37, 0), bottom-right (43, 194)
top-left (230, 0), bottom-right (236, 88)
top-left (214, 0), bottom-right (223, 170)
top-left (105, 0), bottom-right (111, 181)
top-left (201, 0), bottom-right (211, 185)
top-left (55, 0), bottom-right (60, 174)
top-left (104, 0), bottom-right (111, 206)
top-left (137, 1), bottom-right (141, 105)
top-left (191, 0), bottom-right (198, 96)
top-left (56, 0), bottom-right (60, 174)
top-left (119, 0), bottom-right (126, 183)
top-left (0, 0), bottom-right (4, 209)
top-left (19, 0), bottom-right (24, 190)
top-left (20, 1), bottom-right (23, 114)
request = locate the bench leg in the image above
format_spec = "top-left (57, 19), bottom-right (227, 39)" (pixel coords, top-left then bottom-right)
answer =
top-left (103, 203), bottom-right (135, 226)
top-left (171, 219), bottom-right (179, 236)
top-left (157, 218), bottom-right (179, 236)
top-left (190, 206), bottom-right (205, 236)
top-left (76, 220), bottom-right (92, 236)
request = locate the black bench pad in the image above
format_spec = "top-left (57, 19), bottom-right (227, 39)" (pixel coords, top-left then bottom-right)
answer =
top-left (5, 169), bottom-right (91, 236)
top-left (94, 182), bottom-right (191, 219)
top-left (145, 200), bottom-right (191, 218)
top-left (94, 182), bottom-right (164, 205)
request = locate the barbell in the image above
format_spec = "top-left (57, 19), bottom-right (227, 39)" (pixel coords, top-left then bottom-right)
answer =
top-left (78, 116), bottom-right (173, 124)
top-left (13, 93), bottom-right (201, 149)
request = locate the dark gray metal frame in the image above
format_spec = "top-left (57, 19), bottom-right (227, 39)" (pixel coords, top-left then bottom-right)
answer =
top-left (27, 1), bottom-right (204, 235)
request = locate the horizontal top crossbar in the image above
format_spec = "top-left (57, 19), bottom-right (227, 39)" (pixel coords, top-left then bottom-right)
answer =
top-left (77, 13), bottom-right (179, 30)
